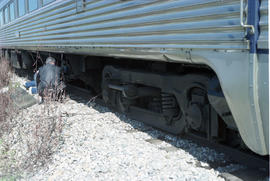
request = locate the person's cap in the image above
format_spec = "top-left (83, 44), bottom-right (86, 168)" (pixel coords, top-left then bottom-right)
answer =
top-left (46, 57), bottom-right (56, 64)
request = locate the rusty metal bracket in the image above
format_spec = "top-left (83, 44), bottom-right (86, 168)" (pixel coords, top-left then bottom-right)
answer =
top-left (76, 0), bottom-right (86, 13)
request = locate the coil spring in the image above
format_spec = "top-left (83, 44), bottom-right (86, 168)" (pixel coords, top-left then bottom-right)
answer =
top-left (161, 93), bottom-right (179, 117)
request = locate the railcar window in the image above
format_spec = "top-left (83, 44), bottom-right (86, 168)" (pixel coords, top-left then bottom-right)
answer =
top-left (18, 0), bottom-right (26, 17)
top-left (0, 11), bottom-right (2, 26)
top-left (28, 0), bottom-right (38, 12)
top-left (43, 0), bottom-right (54, 6)
top-left (10, 2), bottom-right (15, 21)
top-left (4, 7), bottom-right (8, 24)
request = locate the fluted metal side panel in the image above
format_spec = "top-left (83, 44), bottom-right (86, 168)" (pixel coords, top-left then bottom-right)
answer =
top-left (0, 0), bottom-right (248, 52)
top-left (258, 0), bottom-right (268, 49)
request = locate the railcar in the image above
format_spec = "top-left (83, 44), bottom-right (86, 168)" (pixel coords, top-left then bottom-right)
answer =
top-left (0, 0), bottom-right (268, 155)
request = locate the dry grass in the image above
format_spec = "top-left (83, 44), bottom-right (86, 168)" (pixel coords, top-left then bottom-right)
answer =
top-left (15, 101), bottom-right (64, 172)
top-left (0, 59), bottom-right (11, 89)
top-left (0, 103), bottom-right (64, 178)
top-left (0, 59), bottom-right (14, 137)
top-left (0, 58), bottom-right (65, 179)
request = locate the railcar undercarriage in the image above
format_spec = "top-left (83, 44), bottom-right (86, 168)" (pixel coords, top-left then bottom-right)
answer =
top-left (3, 50), bottom-right (246, 152)
top-left (100, 64), bottom-right (242, 148)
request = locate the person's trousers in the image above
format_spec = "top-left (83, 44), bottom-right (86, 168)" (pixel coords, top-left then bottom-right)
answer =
top-left (25, 81), bottom-right (37, 94)
top-left (25, 80), bottom-right (36, 88)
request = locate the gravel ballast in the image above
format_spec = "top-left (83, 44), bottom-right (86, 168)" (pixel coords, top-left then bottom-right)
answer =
top-left (28, 100), bottom-right (225, 181)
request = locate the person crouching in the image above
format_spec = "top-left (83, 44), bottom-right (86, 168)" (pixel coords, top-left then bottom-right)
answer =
top-left (37, 57), bottom-right (65, 103)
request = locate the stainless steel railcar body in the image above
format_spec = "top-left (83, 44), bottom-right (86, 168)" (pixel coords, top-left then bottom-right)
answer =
top-left (0, 0), bottom-right (268, 155)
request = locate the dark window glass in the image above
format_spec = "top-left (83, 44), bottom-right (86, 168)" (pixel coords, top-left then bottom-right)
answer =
top-left (4, 7), bottom-right (8, 24)
top-left (29, 0), bottom-right (38, 12)
top-left (0, 11), bottom-right (2, 26)
top-left (10, 2), bottom-right (15, 21)
top-left (43, 0), bottom-right (54, 5)
top-left (18, 0), bottom-right (26, 17)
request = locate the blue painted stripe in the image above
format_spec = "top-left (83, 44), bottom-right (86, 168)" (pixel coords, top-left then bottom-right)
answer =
top-left (247, 0), bottom-right (260, 53)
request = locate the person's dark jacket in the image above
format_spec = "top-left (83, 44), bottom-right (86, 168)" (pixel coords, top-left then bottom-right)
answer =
top-left (37, 63), bottom-right (61, 95)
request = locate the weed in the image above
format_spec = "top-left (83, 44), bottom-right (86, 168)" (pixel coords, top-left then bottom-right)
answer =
top-left (0, 58), bottom-right (65, 178)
